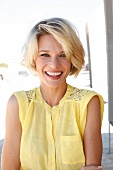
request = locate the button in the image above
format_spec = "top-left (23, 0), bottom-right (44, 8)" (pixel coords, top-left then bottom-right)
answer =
top-left (49, 162), bottom-right (54, 166)
top-left (50, 142), bottom-right (54, 146)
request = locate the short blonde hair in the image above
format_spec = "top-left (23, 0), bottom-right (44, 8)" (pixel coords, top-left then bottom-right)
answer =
top-left (23, 17), bottom-right (85, 76)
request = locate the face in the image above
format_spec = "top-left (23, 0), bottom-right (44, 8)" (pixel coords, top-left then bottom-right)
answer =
top-left (35, 34), bottom-right (71, 89)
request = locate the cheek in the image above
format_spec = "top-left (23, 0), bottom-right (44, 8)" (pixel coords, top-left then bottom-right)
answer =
top-left (63, 61), bottom-right (71, 70)
top-left (35, 60), bottom-right (47, 74)
top-left (36, 58), bottom-right (47, 66)
top-left (35, 59), bottom-right (43, 69)
top-left (35, 62), bottom-right (41, 72)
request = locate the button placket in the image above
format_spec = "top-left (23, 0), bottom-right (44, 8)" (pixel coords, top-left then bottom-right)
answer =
top-left (47, 112), bottom-right (55, 170)
top-left (47, 107), bottom-right (60, 170)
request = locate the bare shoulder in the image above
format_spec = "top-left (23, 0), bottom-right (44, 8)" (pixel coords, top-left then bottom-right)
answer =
top-left (87, 95), bottom-right (101, 127)
top-left (88, 95), bottom-right (100, 107)
top-left (6, 94), bottom-right (19, 118)
top-left (5, 94), bottom-right (20, 129)
top-left (7, 94), bottom-right (18, 108)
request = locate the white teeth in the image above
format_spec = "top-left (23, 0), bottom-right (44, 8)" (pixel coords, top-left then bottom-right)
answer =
top-left (46, 72), bottom-right (62, 76)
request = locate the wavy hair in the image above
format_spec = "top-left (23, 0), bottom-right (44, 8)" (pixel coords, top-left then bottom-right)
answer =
top-left (23, 17), bottom-right (85, 76)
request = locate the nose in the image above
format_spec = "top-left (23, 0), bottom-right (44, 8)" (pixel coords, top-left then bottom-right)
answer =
top-left (49, 57), bottom-right (60, 69)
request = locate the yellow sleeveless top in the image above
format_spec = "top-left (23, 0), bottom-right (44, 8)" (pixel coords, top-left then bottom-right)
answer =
top-left (14, 84), bottom-right (104, 170)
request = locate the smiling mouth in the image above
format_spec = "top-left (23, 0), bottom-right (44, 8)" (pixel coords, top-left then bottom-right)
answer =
top-left (45, 71), bottom-right (62, 76)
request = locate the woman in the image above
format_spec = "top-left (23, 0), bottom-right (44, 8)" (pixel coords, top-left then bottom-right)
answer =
top-left (1, 18), bottom-right (104, 170)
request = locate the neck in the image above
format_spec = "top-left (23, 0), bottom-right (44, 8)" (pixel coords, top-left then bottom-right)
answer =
top-left (40, 83), bottom-right (67, 107)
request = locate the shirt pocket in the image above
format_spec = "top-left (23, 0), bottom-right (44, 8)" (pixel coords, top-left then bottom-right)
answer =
top-left (61, 135), bottom-right (85, 164)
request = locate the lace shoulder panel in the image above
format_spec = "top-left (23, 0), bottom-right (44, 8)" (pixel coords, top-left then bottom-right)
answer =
top-left (68, 87), bottom-right (88, 101)
top-left (25, 88), bottom-right (36, 102)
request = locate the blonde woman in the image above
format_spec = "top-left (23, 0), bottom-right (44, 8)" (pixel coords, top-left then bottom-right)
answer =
top-left (1, 18), bottom-right (104, 170)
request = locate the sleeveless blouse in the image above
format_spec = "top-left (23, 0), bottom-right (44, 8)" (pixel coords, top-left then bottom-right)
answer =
top-left (14, 84), bottom-right (104, 170)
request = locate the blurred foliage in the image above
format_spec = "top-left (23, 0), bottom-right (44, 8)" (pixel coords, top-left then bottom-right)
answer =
top-left (0, 63), bottom-right (8, 68)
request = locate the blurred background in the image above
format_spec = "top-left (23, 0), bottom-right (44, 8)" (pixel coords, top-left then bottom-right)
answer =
top-left (0, 0), bottom-right (110, 140)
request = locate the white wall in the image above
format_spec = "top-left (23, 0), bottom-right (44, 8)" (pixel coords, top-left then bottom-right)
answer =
top-left (87, 3), bottom-right (107, 101)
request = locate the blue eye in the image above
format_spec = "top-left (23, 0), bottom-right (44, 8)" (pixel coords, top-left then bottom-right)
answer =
top-left (59, 54), bottom-right (66, 57)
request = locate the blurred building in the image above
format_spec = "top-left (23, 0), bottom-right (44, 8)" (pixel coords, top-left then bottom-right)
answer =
top-left (85, 0), bottom-right (113, 152)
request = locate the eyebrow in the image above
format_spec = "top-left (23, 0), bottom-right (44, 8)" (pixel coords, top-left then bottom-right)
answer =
top-left (39, 50), bottom-right (50, 53)
top-left (39, 50), bottom-right (64, 53)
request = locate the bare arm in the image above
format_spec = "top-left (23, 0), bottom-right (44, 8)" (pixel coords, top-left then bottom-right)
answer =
top-left (1, 95), bottom-right (22, 170)
top-left (81, 96), bottom-right (103, 170)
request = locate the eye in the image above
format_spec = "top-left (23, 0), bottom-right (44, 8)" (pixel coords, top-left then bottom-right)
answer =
top-left (59, 53), bottom-right (66, 58)
top-left (40, 53), bottom-right (50, 57)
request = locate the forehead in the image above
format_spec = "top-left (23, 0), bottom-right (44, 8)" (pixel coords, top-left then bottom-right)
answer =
top-left (38, 34), bottom-right (63, 52)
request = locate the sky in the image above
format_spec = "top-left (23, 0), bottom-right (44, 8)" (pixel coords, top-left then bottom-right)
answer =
top-left (0, 0), bottom-right (103, 63)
